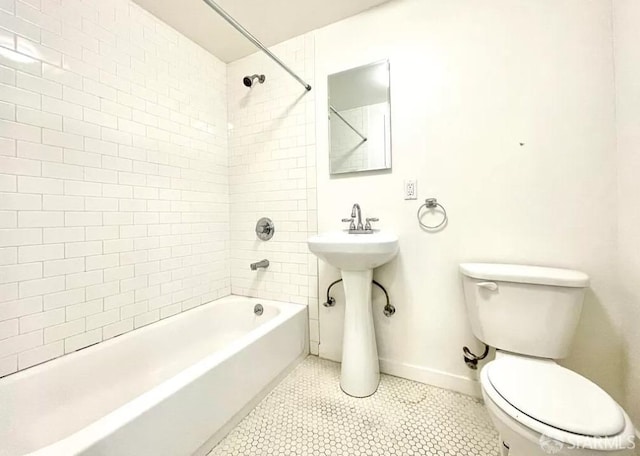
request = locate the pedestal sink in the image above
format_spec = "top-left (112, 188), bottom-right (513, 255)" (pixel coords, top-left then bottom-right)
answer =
top-left (308, 231), bottom-right (399, 397)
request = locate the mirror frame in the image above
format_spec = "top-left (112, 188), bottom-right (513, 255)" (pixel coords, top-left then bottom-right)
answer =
top-left (327, 59), bottom-right (392, 175)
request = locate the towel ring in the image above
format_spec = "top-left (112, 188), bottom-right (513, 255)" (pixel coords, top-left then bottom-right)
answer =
top-left (417, 198), bottom-right (448, 230)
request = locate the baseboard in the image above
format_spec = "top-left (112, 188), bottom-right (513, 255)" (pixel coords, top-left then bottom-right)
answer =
top-left (193, 351), bottom-right (309, 456)
top-left (379, 357), bottom-right (482, 399)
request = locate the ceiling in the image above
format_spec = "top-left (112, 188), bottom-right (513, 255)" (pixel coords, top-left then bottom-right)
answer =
top-left (132, 0), bottom-right (392, 63)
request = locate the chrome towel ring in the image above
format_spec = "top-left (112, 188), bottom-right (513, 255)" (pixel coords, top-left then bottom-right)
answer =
top-left (417, 198), bottom-right (448, 230)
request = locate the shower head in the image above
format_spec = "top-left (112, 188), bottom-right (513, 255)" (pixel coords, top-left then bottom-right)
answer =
top-left (243, 74), bottom-right (266, 87)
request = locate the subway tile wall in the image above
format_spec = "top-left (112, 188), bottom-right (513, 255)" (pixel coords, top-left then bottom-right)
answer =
top-left (0, 0), bottom-right (230, 376)
top-left (227, 35), bottom-right (319, 355)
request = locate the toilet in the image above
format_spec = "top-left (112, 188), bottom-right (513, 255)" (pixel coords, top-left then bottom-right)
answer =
top-left (459, 263), bottom-right (636, 456)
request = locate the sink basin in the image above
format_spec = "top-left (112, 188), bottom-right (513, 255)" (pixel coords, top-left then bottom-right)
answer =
top-left (307, 230), bottom-right (399, 397)
top-left (307, 231), bottom-right (399, 271)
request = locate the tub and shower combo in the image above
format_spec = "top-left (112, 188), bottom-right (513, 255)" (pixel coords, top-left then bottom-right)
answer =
top-left (0, 296), bottom-right (308, 456)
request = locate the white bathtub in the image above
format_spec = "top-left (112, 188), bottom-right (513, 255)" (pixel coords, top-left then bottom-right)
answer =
top-left (0, 296), bottom-right (308, 456)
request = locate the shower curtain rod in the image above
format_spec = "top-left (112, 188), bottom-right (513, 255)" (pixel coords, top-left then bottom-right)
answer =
top-left (201, 0), bottom-right (312, 91)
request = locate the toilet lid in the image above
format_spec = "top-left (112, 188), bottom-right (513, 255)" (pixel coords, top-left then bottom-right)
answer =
top-left (485, 357), bottom-right (625, 437)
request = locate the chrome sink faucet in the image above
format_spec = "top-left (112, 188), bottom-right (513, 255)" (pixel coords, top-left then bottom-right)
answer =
top-left (351, 203), bottom-right (363, 231)
top-left (342, 203), bottom-right (379, 234)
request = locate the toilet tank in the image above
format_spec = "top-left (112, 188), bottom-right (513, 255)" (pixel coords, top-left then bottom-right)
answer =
top-left (460, 263), bottom-right (589, 359)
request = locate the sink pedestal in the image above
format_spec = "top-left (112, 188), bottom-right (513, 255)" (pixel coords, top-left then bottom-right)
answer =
top-left (307, 230), bottom-right (399, 398)
top-left (340, 269), bottom-right (379, 397)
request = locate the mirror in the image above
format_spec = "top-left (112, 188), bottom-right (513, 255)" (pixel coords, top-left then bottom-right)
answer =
top-left (328, 60), bottom-right (391, 175)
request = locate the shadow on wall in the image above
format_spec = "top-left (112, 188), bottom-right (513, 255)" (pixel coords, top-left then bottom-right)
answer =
top-left (617, 289), bottom-right (640, 427)
top-left (561, 288), bottom-right (624, 404)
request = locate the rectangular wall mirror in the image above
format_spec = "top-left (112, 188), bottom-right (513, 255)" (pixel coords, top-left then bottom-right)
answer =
top-left (328, 60), bottom-right (391, 175)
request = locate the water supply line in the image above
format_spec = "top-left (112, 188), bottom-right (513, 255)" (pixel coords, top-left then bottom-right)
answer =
top-left (462, 344), bottom-right (490, 370)
top-left (324, 279), bottom-right (395, 317)
top-left (200, 0), bottom-right (312, 91)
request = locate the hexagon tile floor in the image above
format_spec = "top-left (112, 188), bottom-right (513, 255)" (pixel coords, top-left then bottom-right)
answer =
top-left (208, 356), bottom-right (500, 456)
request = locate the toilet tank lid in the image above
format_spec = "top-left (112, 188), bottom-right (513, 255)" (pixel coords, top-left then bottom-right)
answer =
top-left (459, 263), bottom-right (589, 288)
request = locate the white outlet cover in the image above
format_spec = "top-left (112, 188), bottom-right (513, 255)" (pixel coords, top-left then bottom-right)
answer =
top-left (404, 179), bottom-right (417, 200)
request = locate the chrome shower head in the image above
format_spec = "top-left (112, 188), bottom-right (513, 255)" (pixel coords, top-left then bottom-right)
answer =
top-left (243, 74), bottom-right (266, 87)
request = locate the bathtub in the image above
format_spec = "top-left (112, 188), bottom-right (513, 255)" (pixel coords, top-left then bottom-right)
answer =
top-left (0, 296), bottom-right (308, 456)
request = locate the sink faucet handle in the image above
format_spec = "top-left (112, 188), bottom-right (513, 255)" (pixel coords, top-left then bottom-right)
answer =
top-left (341, 217), bottom-right (356, 230)
top-left (365, 217), bottom-right (379, 230)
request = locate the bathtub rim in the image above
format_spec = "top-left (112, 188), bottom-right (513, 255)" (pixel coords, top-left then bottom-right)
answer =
top-left (18, 295), bottom-right (306, 456)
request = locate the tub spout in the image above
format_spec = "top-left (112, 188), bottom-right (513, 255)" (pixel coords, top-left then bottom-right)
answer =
top-left (250, 259), bottom-right (269, 270)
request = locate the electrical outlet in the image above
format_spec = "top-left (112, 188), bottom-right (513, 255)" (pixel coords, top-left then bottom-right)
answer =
top-left (404, 179), bottom-right (417, 200)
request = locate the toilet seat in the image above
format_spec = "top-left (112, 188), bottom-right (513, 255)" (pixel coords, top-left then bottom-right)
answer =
top-left (480, 356), bottom-right (633, 450)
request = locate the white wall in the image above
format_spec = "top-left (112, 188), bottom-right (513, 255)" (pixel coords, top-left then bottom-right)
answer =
top-left (227, 35), bottom-right (319, 354)
top-left (613, 0), bottom-right (640, 429)
top-left (0, 0), bottom-right (229, 376)
top-left (314, 0), bottom-right (623, 399)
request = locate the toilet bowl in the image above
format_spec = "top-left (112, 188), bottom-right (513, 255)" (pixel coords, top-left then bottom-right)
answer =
top-left (459, 263), bottom-right (637, 455)
top-left (480, 352), bottom-right (636, 455)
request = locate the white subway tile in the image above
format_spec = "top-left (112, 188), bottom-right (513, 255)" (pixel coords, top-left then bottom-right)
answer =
top-left (42, 162), bottom-right (83, 181)
top-left (42, 63), bottom-right (82, 90)
top-left (0, 99), bottom-right (13, 121)
top-left (18, 340), bottom-right (62, 369)
top-left (42, 226), bottom-right (83, 244)
top-left (0, 246), bottom-right (16, 265)
top-left (0, 65), bottom-right (14, 86)
top-left (85, 280), bottom-right (119, 301)
top-left (0, 173), bottom-right (16, 192)
top-left (0, 354), bottom-right (17, 376)
top-left (0, 81), bottom-right (40, 109)
top-left (0, 9), bottom-right (39, 42)
top-left (40, 30), bottom-right (81, 60)
top-left (0, 318), bottom-right (18, 340)
top-left (102, 317), bottom-right (132, 340)
top-left (17, 140), bottom-right (62, 162)
top-left (0, 282), bottom-right (17, 303)
top-left (0, 210), bottom-right (15, 228)
top-left (0, 261), bottom-right (41, 284)
top-left (65, 270), bottom-right (102, 289)
top-left (17, 175), bottom-right (62, 194)
top-left (0, 227), bottom-right (41, 247)
top-left (64, 240), bottom-right (101, 258)
top-left (64, 328), bottom-right (101, 353)
top-left (66, 298), bottom-right (102, 321)
top-left (16, 71), bottom-right (61, 98)
top-left (64, 180), bottom-right (101, 197)
top-left (0, 330), bottom-right (41, 358)
top-left (15, 1), bottom-right (60, 35)
top-left (19, 308), bottom-right (64, 333)
top-left (18, 243), bottom-right (63, 263)
top-left (0, 191), bottom-right (41, 210)
top-left (0, 47), bottom-right (41, 76)
top-left (62, 118), bottom-right (100, 139)
top-left (85, 308), bottom-right (117, 330)
top-left (16, 106), bottom-right (61, 130)
top-left (42, 128), bottom-right (82, 149)
top-left (120, 299), bottom-right (146, 319)
top-left (43, 318), bottom-right (83, 343)
top-left (0, 155), bottom-right (40, 176)
top-left (64, 211), bottom-right (101, 227)
top-left (0, 295), bottom-right (40, 320)
top-left (0, 137), bottom-right (15, 157)
top-left (43, 287), bottom-right (84, 311)
top-left (62, 85), bottom-right (99, 110)
top-left (18, 211), bottom-right (63, 228)
top-left (43, 257), bottom-right (84, 277)
top-left (42, 95), bottom-right (82, 120)
top-left (19, 275), bottom-right (64, 298)
top-left (0, 118), bottom-right (40, 142)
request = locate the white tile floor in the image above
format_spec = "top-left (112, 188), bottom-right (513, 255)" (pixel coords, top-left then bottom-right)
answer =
top-left (208, 356), bottom-right (500, 456)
